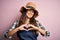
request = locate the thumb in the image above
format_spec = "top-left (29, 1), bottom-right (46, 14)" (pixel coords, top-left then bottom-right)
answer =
top-left (28, 28), bottom-right (33, 30)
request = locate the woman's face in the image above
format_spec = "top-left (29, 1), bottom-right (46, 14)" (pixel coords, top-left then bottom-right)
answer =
top-left (26, 10), bottom-right (34, 18)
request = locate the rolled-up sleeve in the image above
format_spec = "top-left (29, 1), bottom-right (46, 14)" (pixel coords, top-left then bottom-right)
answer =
top-left (36, 20), bottom-right (50, 37)
top-left (4, 20), bottom-right (19, 39)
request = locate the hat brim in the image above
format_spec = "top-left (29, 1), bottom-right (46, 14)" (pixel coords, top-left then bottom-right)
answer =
top-left (25, 6), bottom-right (33, 9)
top-left (20, 6), bottom-right (39, 18)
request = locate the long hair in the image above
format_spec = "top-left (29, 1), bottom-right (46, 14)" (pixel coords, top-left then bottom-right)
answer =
top-left (17, 6), bottom-right (39, 37)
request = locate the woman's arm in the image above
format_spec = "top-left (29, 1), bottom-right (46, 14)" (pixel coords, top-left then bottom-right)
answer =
top-left (36, 20), bottom-right (50, 37)
top-left (28, 24), bottom-right (47, 36)
top-left (7, 24), bottom-right (27, 36)
top-left (4, 20), bottom-right (27, 39)
top-left (37, 27), bottom-right (46, 36)
top-left (7, 27), bottom-right (19, 36)
top-left (4, 20), bottom-right (19, 39)
top-left (28, 20), bottom-right (50, 37)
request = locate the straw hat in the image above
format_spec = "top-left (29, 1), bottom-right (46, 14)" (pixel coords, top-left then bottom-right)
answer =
top-left (20, 2), bottom-right (39, 18)
top-left (25, 2), bottom-right (36, 9)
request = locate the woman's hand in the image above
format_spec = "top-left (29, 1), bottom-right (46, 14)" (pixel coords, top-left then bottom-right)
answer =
top-left (28, 24), bottom-right (46, 35)
top-left (17, 24), bottom-right (40, 31)
top-left (28, 24), bottom-right (40, 31)
top-left (17, 24), bottom-right (27, 31)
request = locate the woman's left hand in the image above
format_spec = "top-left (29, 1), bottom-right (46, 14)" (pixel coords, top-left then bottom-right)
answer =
top-left (28, 24), bottom-right (39, 31)
top-left (28, 24), bottom-right (46, 35)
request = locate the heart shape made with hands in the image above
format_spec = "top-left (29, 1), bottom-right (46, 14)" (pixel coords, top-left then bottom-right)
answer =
top-left (24, 26), bottom-right (32, 30)
top-left (23, 24), bottom-right (33, 31)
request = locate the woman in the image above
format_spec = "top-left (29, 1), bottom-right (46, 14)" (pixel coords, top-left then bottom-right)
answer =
top-left (4, 2), bottom-right (50, 40)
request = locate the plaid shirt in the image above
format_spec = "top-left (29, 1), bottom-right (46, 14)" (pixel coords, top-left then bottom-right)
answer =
top-left (4, 20), bottom-right (50, 39)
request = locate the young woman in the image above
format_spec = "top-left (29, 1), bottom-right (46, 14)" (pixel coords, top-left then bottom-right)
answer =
top-left (4, 2), bottom-right (50, 40)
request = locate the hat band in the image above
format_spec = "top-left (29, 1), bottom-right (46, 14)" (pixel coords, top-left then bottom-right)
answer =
top-left (26, 6), bottom-right (35, 9)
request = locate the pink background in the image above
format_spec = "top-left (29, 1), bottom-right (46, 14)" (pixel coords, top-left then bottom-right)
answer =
top-left (0, 0), bottom-right (60, 40)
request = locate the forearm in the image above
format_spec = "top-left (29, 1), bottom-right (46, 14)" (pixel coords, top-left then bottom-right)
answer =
top-left (7, 27), bottom-right (19, 36)
top-left (37, 27), bottom-right (46, 36)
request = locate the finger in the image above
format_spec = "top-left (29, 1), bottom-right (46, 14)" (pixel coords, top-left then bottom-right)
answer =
top-left (23, 29), bottom-right (29, 31)
top-left (28, 28), bottom-right (34, 30)
top-left (23, 29), bottom-right (27, 30)
top-left (29, 24), bottom-right (35, 27)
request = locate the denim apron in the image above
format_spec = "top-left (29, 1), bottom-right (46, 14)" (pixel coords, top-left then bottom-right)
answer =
top-left (17, 30), bottom-right (37, 40)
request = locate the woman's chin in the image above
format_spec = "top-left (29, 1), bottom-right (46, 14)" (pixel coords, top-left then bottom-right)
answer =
top-left (27, 16), bottom-right (32, 18)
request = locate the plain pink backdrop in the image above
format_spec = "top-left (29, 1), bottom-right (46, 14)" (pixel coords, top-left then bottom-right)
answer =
top-left (0, 0), bottom-right (60, 40)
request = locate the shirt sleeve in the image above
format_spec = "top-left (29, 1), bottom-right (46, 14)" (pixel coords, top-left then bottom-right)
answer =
top-left (4, 20), bottom-right (19, 39)
top-left (36, 20), bottom-right (50, 37)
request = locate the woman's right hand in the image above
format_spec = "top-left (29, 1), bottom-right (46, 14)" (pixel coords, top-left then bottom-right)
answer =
top-left (17, 24), bottom-right (27, 31)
